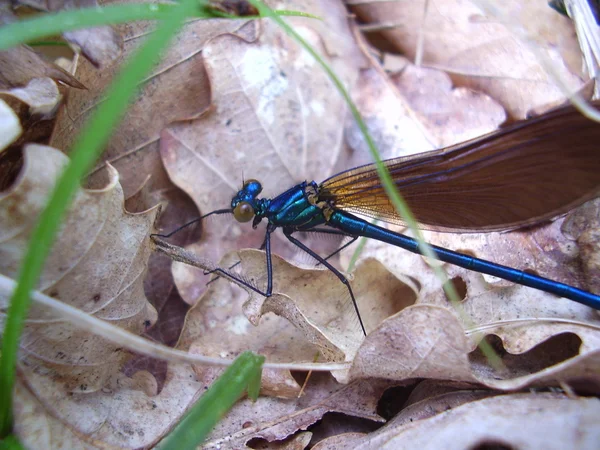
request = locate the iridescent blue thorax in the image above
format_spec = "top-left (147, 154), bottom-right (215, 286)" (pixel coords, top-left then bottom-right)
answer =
top-left (231, 180), bottom-right (328, 230)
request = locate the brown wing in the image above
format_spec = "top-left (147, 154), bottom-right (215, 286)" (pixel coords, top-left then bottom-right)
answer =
top-left (320, 102), bottom-right (600, 232)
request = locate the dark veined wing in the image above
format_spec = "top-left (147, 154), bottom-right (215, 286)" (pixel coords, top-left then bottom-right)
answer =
top-left (319, 102), bottom-right (600, 232)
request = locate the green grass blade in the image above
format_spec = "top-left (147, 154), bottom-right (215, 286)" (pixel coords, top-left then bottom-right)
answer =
top-left (158, 352), bottom-right (265, 450)
top-left (0, 4), bottom-right (175, 51)
top-left (0, 3), bottom-right (317, 52)
top-left (0, 434), bottom-right (25, 450)
top-left (0, 0), bottom-right (200, 437)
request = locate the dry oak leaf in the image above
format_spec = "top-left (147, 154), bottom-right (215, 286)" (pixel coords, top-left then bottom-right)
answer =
top-left (217, 251), bottom-right (414, 373)
top-left (14, 363), bottom-right (214, 449)
top-left (348, 0), bottom-right (585, 119)
top-left (348, 303), bottom-right (600, 390)
top-left (162, 0), bottom-right (367, 306)
top-left (389, 62), bottom-right (507, 147)
top-left (338, 392), bottom-right (600, 450)
top-left (341, 61), bottom-right (504, 172)
top-left (201, 373), bottom-right (389, 449)
top-left (14, 0), bottom-right (122, 67)
top-left (177, 255), bottom-right (317, 399)
top-left (51, 4), bottom-right (259, 198)
top-left (0, 144), bottom-right (158, 397)
top-left (176, 250), bottom-right (397, 394)
top-left (0, 99), bottom-right (22, 149)
top-left (0, 46), bottom-right (85, 90)
top-left (0, 77), bottom-right (62, 118)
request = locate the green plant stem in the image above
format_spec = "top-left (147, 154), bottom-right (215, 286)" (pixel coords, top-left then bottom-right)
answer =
top-left (0, 0), bottom-right (199, 437)
top-left (158, 352), bottom-right (264, 450)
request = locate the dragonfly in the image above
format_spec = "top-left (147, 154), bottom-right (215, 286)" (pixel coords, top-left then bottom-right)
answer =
top-left (164, 102), bottom-right (600, 335)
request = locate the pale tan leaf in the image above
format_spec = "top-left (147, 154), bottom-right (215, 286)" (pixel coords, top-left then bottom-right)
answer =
top-left (347, 301), bottom-right (600, 390)
top-left (342, 60), bottom-right (504, 171)
top-left (51, 13), bottom-right (254, 197)
top-left (350, 393), bottom-right (600, 449)
top-left (0, 144), bottom-right (158, 393)
top-left (0, 46), bottom-right (85, 90)
top-left (342, 66), bottom-right (435, 169)
top-left (202, 374), bottom-right (388, 449)
top-left (0, 99), bottom-right (22, 149)
top-left (390, 63), bottom-right (507, 146)
top-left (349, 0), bottom-right (585, 118)
top-left (349, 305), bottom-right (476, 382)
top-left (162, 9), bottom-right (364, 197)
top-left (14, 363), bottom-right (212, 448)
top-left (0, 77), bottom-right (61, 116)
top-left (311, 432), bottom-right (366, 450)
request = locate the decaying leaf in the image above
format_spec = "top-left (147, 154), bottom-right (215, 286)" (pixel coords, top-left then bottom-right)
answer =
top-left (13, 0), bottom-right (122, 67)
top-left (342, 60), bottom-right (505, 170)
top-left (349, 0), bottom-right (586, 118)
top-left (0, 99), bottom-right (22, 149)
top-left (0, 46), bottom-right (85, 90)
top-left (389, 63), bottom-right (507, 146)
top-left (51, 10), bottom-right (257, 198)
top-left (13, 363), bottom-right (216, 448)
top-left (328, 392), bottom-right (600, 449)
top-left (0, 77), bottom-right (62, 120)
top-left (0, 144), bottom-right (160, 444)
top-left (201, 373), bottom-right (389, 449)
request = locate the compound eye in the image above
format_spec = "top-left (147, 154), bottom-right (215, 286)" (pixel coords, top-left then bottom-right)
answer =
top-left (243, 178), bottom-right (260, 188)
top-left (243, 179), bottom-right (262, 195)
top-left (233, 201), bottom-right (254, 223)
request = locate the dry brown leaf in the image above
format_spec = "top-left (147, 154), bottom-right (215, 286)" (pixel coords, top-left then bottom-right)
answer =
top-left (51, 10), bottom-right (256, 197)
top-left (347, 302), bottom-right (600, 390)
top-left (0, 77), bottom-right (61, 117)
top-left (251, 432), bottom-right (313, 450)
top-left (177, 257), bottom-right (315, 398)
top-left (0, 99), bottom-right (23, 149)
top-left (0, 46), bottom-right (85, 90)
top-left (202, 373), bottom-right (388, 449)
top-left (341, 60), bottom-right (504, 171)
top-left (0, 144), bottom-right (158, 391)
top-left (342, 66), bottom-right (435, 169)
top-left (172, 246), bottom-right (416, 399)
top-left (390, 63), bottom-right (507, 146)
top-left (14, 0), bottom-right (122, 67)
top-left (349, 0), bottom-right (585, 118)
top-left (311, 432), bottom-right (366, 450)
top-left (344, 392), bottom-right (600, 449)
top-left (14, 363), bottom-right (215, 448)
top-left (0, 144), bottom-right (165, 447)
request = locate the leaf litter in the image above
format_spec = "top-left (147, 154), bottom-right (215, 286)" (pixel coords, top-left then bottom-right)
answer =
top-left (1, 0), bottom-right (600, 448)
